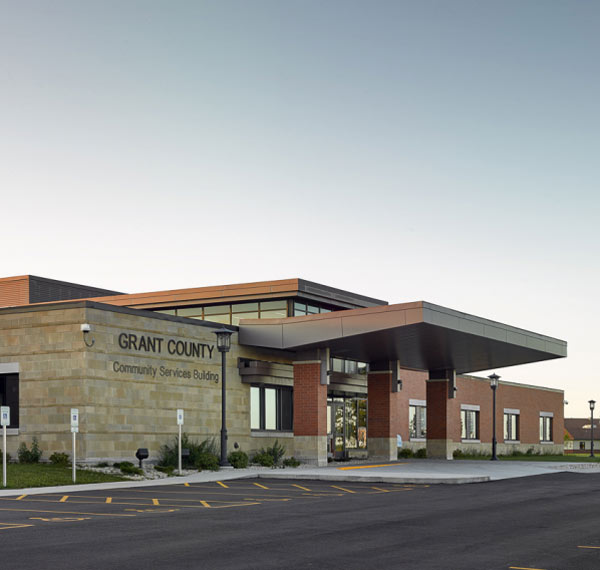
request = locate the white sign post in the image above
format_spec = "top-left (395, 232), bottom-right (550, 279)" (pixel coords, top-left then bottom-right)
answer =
top-left (1, 406), bottom-right (10, 488)
top-left (177, 409), bottom-right (184, 475)
top-left (71, 409), bottom-right (79, 483)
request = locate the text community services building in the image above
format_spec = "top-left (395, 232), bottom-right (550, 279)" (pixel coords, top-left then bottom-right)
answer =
top-left (0, 275), bottom-right (567, 465)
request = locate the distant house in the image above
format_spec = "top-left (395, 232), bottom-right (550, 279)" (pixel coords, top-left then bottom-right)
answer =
top-left (564, 418), bottom-right (600, 452)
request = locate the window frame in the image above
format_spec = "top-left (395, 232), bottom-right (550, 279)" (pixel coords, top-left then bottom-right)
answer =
top-left (409, 400), bottom-right (427, 441)
top-left (250, 384), bottom-right (293, 433)
top-left (503, 408), bottom-right (520, 442)
top-left (540, 413), bottom-right (554, 443)
top-left (461, 405), bottom-right (480, 442)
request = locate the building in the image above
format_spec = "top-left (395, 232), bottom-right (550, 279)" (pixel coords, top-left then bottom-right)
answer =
top-left (0, 275), bottom-right (567, 465)
top-left (564, 418), bottom-right (600, 453)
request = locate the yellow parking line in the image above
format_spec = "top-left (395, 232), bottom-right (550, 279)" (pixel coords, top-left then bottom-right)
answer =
top-left (216, 481), bottom-right (228, 488)
top-left (59, 496), bottom-right (69, 503)
top-left (253, 482), bottom-right (269, 490)
top-left (578, 546), bottom-right (600, 549)
top-left (152, 499), bottom-right (160, 506)
top-left (200, 501), bottom-right (211, 508)
top-left (372, 487), bottom-right (390, 493)
top-left (509, 567), bottom-right (547, 569)
top-left (16, 495), bottom-right (27, 501)
top-left (105, 497), bottom-right (112, 504)
top-left (338, 463), bottom-right (403, 470)
top-left (292, 484), bottom-right (311, 491)
top-left (184, 483), bottom-right (190, 487)
top-left (331, 485), bottom-right (356, 494)
top-left (0, 507), bottom-right (135, 517)
top-left (0, 522), bottom-right (34, 530)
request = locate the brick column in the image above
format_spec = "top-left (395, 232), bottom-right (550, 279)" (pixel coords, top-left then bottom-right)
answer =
top-left (367, 368), bottom-right (400, 460)
top-left (293, 360), bottom-right (328, 466)
top-left (426, 369), bottom-right (458, 459)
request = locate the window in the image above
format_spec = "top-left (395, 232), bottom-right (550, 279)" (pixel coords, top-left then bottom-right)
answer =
top-left (250, 385), bottom-right (293, 431)
top-left (540, 414), bottom-right (553, 442)
top-left (504, 409), bottom-right (520, 441)
top-left (0, 374), bottom-right (19, 429)
top-left (293, 300), bottom-right (333, 316)
top-left (331, 357), bottom-right (368, 375)
top-left (409, 403), bottom-right (427, 439)
top-left (155, 300), bottom-right (290, 324)
top-left (461, 407), bottom-right (479, 440)
top-left (344, 398), bottom-right (367, 449)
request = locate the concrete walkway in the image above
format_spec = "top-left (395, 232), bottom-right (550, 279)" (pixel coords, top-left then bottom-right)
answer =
top-left (1, 459), bottom-right (599, 497)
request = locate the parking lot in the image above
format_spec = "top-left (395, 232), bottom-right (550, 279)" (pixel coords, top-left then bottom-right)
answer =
top-left (1, 474), bottom-right (600, 570)
top-left (0, 479), bottom-right (427, 530)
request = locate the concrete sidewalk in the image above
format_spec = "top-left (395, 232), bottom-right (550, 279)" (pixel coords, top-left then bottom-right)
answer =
top-left (1, 459), bottom-right (599, 497)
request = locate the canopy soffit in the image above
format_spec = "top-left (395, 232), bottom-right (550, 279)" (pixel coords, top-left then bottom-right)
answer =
top-left (238, 301), bottom-right (567, 374)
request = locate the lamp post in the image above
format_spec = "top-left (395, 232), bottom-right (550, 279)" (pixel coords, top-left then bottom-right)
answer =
top-left (215, 328), bottom-right (233, 467)
top-left (488, 373), bottom-right (500, 461)
top-left (589, 400), bottom-right (596, 458)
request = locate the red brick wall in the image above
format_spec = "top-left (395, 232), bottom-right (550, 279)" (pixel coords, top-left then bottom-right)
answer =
top-left (454, 376), bottom-right (564, 445)
top-left (0, 276), bottom-right (29, 308)
top-left (293, 362), bottom-right (327, 436)
top-left (367, 372), bottom-right (400, 438)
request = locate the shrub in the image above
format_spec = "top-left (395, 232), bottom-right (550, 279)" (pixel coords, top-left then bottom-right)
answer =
top-left (253, 452), bottom-right (275, 467)
top-left (195, 452), bottom-right (220, 471)
top-left (158, 434), bottom-right (218, 469)
top-left (228, 450), bottom-right (249, 469)
top-left (414, 448), bottom-right (427, 459)
top-left (398, 448), bottom-right (414, 459)
top-left (0, 449), bottom-right (11, 463)
top-left (96, 462), bottom-right (109, 467)
top-left (49, 452), bottom-right (70, 466)
top-left (17, 437), bottom-right (43, 463)
top-left (452, 449), bottom-right (464, 459)
top-left (282, 456), bottom-right (300, 468)
top-left (154, 465), bottom-right (174, 475)
top-left (119, 461), bottom-right (144, 476)
top-left (256, 440), bottom-right (286, 467)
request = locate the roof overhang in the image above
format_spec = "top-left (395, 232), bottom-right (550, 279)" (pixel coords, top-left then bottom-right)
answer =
top-left (238, 301), bottom-right (567, 374)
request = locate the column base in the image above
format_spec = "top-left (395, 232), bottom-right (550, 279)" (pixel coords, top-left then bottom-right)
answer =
top-left (293, 435), bottom-right (327, 466)
top-left (368, 437), bottom-right (397, 461)
top-left (426, 439), bottom-right (455, 460)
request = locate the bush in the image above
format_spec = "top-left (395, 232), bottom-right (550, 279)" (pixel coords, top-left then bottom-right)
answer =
top-left (255, 440), bottom-right (286, 467)
top-left (414, 448), bottom-right (427, 459)
top-left (0, 449), bottom-right (11, 463)
top-left (398, 448), bottom-right (414, 459)
top-left (154, 465), bottom-right (174, 475)
top-left (227, 450), bottom-right (249, 469)
top-left (95, 462), bottom-right (109, 467)
top-left (195, 452), bottom-right (220, 471)
top-left (452, 449), bottom-right (464, 459)
top-left (282, 456), bottom-right (300, 468)
top-left (252, 452), bottom-right (275, 467)
top-left (158, 433), bottom-right (219, 469)
top-left (18, 437), bottom-right (43, 463)
top-left (119, 461), bottom-right (144, 476)
top-left (49, 452), bottom-right (70, 466)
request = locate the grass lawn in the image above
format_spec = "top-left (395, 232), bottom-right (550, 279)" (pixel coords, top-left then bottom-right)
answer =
top-left (1, 463), bottom-right (128, 489)
top-left (454, 454), bottom-right (600, 462)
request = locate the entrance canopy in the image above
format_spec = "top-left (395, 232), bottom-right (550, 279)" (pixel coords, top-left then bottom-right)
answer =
top-left (238, 301), bottom-right (567, 374)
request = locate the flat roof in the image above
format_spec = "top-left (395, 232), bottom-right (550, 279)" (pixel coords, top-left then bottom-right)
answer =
top-left (238, 301), bottom-right (567, 374)
top-left (74, 278), bottom-right (387, 311)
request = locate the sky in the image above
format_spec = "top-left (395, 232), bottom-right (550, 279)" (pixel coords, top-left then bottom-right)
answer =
top-left (1, 1), bottom-right (598, 416)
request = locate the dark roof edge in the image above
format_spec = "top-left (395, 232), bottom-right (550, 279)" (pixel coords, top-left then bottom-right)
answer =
top-left (0, 300), bottom-right (238, 332)
top-left (28, 275), bottom-right (124, 296)
top-left (297, 279), bottom-right (388, 308)
top-left (422, 302), bottom-right (567, 348)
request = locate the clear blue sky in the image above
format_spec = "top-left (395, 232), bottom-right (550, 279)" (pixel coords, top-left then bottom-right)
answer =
top-left (1, 1), bottom-right (598, 416)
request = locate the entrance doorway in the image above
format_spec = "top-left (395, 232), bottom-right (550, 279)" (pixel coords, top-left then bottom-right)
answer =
top-left (327, 396), bottom-right (368, 460)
